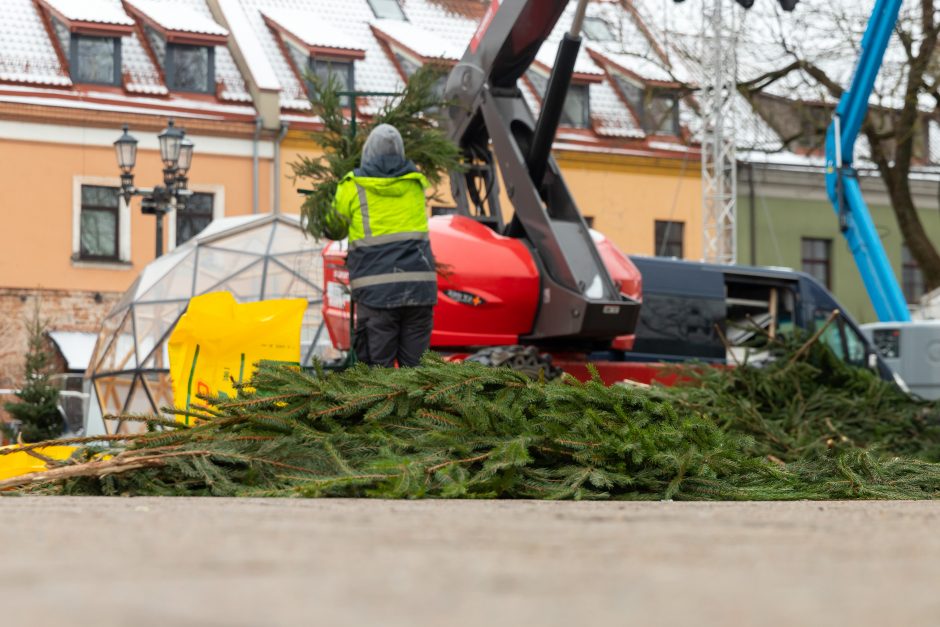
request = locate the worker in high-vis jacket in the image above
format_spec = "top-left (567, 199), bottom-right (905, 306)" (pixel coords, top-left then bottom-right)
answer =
top-left (332, 124), bottom-right (437, 367)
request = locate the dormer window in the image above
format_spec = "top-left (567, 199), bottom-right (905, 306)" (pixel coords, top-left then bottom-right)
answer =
top-left (647, 90), bottom-right (680, 135)
top-left (310, 57), bottom-right (354, 96)
top-left (612, 73), bottom-right (680, 136)
top-left (368, 0), bottom-right (407, 20)
top-left (40, 0), bottom-right (135, 86)
top-left (143, 26), bottom-right (215, 93)
top-left (526, 68), bottom-right (592, 129)
top-left (169, 45), bottom-right (214, 93)
top-left (371, 22), bottom-right (461, 101)
top-left (73, 36), bottom-right (121, 84)
top-left (286, 40), bottom-right (355, 104)
top-left (393, 49), bottom-right (447, 101)
top-left (262, 10), bottom-right (366, 105)
top-left (125, 0), bottom-right (229, 95)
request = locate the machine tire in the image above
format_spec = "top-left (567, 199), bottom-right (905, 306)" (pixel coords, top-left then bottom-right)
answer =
top-left (463, 345), bottom-right (563, 380)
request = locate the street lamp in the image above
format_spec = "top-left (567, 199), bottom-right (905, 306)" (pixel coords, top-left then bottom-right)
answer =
top-left (114, 118), bottom-right (195, 257)
top-left (114, 125), bottom-right (138, 204)
top-left (176, 137), bottom-right (194, 191)
top-left (158, 119), bottom-right (184, 168)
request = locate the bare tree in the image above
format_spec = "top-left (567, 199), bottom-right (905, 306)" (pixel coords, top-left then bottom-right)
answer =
top-left (734, 0), bottom-right (940, 290)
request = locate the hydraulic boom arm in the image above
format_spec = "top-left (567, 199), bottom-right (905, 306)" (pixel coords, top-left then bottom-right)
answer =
top-left (444, 0), bottom-right (640, 345)
top-left (824, 0), bottom-right (910, 322)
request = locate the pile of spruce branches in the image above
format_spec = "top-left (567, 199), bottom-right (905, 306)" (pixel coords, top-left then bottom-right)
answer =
top-left (5, 332), bottom-right (940, 500)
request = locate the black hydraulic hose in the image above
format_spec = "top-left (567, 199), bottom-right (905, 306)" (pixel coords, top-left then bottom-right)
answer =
top-left (527, 32), bottom-right (582, 190)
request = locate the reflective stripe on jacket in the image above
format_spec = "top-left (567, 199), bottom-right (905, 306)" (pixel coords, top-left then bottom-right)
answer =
top-left (333, 171), bottom-right (438, 308)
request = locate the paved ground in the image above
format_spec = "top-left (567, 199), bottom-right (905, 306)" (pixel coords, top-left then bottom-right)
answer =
top-left (2, 498), bottom-right (939, 627)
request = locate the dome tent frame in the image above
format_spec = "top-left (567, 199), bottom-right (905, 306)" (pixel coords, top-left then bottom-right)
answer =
top-left (84, 213), bottom-right (330, 436)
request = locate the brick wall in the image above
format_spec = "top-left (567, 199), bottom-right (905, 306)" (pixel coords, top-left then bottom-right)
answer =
top-left (0, 288), bottom-right (121, 415)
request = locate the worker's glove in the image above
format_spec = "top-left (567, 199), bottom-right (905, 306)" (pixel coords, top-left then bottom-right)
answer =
top-left (321, 208), bottom-right (350, 241)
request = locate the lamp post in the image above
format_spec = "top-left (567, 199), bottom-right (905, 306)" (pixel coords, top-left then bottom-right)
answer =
top-left (114, 119), bottom-right (195, 257)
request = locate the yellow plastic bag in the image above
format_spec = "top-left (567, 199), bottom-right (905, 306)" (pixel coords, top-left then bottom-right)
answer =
top-left (168, 292), bottom-right (307, 422)
top-left (0, 445), bottom-right (78, 482)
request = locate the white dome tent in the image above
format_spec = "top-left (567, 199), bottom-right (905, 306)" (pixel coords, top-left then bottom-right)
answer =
top-left (84, 213), bottom-right (332, 436)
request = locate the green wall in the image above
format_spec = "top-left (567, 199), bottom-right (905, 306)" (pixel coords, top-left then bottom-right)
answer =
top-left (737, 191), bottom-right (940, 324)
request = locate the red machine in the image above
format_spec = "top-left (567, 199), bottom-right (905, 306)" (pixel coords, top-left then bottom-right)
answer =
top-left (323, 217), bottom-right (641, 350)
top-left (324, 0), bottom-right (653, 383)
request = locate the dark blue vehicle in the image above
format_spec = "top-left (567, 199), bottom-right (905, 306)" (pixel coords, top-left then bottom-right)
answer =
top-left (620, 256), bottom-right (897, 382)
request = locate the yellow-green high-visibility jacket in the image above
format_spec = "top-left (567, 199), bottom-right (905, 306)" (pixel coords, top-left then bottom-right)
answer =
top-left (333, 171), bottom-right (438, 308)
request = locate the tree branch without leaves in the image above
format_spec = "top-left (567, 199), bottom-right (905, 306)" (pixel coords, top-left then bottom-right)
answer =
top-left (740, 4), bottom-right (940, 291)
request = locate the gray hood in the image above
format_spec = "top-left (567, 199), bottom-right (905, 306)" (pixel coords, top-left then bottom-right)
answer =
top-left (355, 124), bottom-right (417, 178)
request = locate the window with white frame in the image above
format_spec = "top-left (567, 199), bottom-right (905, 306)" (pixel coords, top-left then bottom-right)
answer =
top-left (80, 186), bottom-right (119, 261)
top-left (74, 182), bottom-right (130, 264)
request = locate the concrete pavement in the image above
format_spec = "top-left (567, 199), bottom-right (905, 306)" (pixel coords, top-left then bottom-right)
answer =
top-left (1, 497), bottom-right (939, 626)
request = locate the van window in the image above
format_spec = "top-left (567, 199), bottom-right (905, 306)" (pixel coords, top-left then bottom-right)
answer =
top-left (813, 310), bottom-right (867, 366)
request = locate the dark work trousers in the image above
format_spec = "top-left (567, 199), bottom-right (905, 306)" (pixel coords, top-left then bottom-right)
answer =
top-left (354, 304), bottom-right (434, 368)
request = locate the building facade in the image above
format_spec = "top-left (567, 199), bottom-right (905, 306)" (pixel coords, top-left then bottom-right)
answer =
top-left (0, 0), bottom-right (705, 413)
top-left (738, 162), bottom-right (940, 324)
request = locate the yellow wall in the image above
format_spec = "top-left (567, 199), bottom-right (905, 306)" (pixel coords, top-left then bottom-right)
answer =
top-left (278, 133), bottom-right (320, 216)
top-left (1, 129), bottom-right (700, 296)
top-left (278, 130), bottom-right (703, 261)
top-left (555, 151), bottom-right (702, 259)
top-left (0, 138), bottom-right (273, 293)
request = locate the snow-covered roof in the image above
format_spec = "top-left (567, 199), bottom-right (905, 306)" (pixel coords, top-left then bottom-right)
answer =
top-left (40, 0), bottom-right (135, 27)
top-left (0, 0), bottom-right (706, 151)
top-left (1, 0), bottom-right (250, 110)
top-left (262, 8), bottom-right (367, 54)
top-left (371, 19), bottom-right (465, 61)
top-left (21, 0), bottom-right (926, 160)
top-left (216, 0), bottom-right (281, 93)
top-left (124, 0), bottom-right (229, 38)
top-left (229, 0), bottom-right (695, 145)
top-left (49, 331), bottom-right (98, 371)
top-left (1, 0), bottom-right (71, 86)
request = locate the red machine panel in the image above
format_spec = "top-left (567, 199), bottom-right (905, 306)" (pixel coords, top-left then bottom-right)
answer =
top-left (322, 216), bottom-right (643, 353)
top-left (322, 215), bottom-right (541, 350)
top-left (591, 229), bottom-right (641, 350)
top-left (430, 214), bottom-right (540, 346)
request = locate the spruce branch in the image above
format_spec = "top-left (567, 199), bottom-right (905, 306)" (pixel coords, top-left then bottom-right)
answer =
top-left (291, 66), bottom-right (461, 241)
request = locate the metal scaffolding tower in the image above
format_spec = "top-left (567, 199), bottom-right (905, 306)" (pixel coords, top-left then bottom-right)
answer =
top-left (700, 0), bottom-right (738, 264)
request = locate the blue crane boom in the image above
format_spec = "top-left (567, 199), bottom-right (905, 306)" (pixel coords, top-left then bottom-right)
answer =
top-left (824, 0), bottom-right (910, 322)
